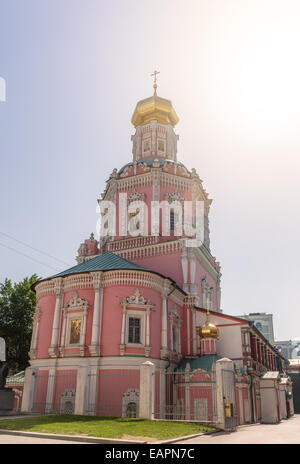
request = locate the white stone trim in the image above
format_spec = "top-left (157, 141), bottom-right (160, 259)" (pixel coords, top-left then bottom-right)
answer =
top-left (60, 389), bottom-right (76, 414)
top-left (48, 279), bottom-right (64, 358)
top-left (59, 292), bottom-right (90, 357)
top-left (29, 307), bottom-right (42, 359)
top-left (119, 289), bottom-right (153, 357)
top-left (29, 356), bottom-right (169, 369)
top-left (45, 367), bottom-right (56, 413)
top-left (169, 309), bottom-right (182, 355)
top-left (122, 388), bottom-right (140, 418)
top-left (89, 273), bottom-right (104, 356)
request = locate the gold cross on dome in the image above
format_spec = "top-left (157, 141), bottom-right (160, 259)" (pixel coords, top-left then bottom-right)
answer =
top-left (151, 70), bottom-right (160, 95)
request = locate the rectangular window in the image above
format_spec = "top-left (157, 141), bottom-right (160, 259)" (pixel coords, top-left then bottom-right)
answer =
top-left (170, 209), bottom-right (180, 233)
top-left (128, 318), bottom-right (140, 343)
top-left (157, 139), bottom-right (165, 153)
top-left (69, 319), bottom-right (81, 344)
top-left (143, 139), bottom-right (150, 153)
top-left (170, 209), bottom-right (175, 231)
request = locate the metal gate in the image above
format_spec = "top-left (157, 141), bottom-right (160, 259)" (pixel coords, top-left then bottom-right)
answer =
top-left (222, 368), bottom-right (238, 428)
top-left (32, 370), bottom-right (77, 414)
top-left (154, 369), bottom-right (217, 422)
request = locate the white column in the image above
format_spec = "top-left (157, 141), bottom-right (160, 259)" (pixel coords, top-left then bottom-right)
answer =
top-left (160, 370), bottom-right (166, 419)
top-left (59, 309), bottom-right (67, 355)
top-left (74, 366), bottom-right (89, 415)
top-left (29, 307), bottom-right (41, 359)
top-left (161, 295), bottom-right (168, 358)
top-left (120, 304), bottom-right (126, 355)
top-left (187, 308), bottom-right (191, 355)
top-left (45, 368), bottom-right (56, 413)
top-left (87, 366), bottom-right (99, 415)
top-left (21, 367), bottom-right (38, 412)
top-left (181, 247), bottom-right (189, 293)
top-left (139, 361), bottom-right (155, 419)
top-left (89, 273), bottom-right (104, 356)
top-left (146, 308), bottom-right (150, 347)
top-left (49, 278), bottom-right (63, 358)
top-left (80, 307), bottom-right (88, 356)
top-left (184, 364), bottom-right (191, 420)
top-left (189, 252), bottom-right (197, 294)
top-left (192, 309), bottom-right (197, 356)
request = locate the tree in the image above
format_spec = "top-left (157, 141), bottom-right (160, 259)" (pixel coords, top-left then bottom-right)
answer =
top-left (0, 274), bottom-right (39, 373)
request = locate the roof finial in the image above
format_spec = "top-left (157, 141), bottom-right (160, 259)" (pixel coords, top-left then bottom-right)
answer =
top-left (151, 70), bottom-right (160, 96)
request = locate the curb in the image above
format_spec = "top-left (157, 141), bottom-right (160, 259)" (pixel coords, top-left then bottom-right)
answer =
top-left (0, 429), bottom-right (147, 444)
top-left (153, 429), bottom-right (222, 444)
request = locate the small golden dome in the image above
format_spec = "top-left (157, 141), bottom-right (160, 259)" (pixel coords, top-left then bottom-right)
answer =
top-left (131, 94), bottom-right (179, 128)
top-left (197, 317), bottom-right (220, 339)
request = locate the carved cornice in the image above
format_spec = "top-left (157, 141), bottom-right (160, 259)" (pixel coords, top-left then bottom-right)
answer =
top-left (164, 191), bottom-right (185, 204)
top-left (65, 291), bottom-right (89, 310)
top-left (111, 238), bottom-right (183, 261)
top-left (35, 280), bottom-right (55, 299)
top-left (127, 188), bottom-right (146, 204)
top-left (169, 309), bottom-right (183, 325)
top-left (121, 288), bottom-right (152, 306)
top-left (62, 274), bottom-right (93, 292)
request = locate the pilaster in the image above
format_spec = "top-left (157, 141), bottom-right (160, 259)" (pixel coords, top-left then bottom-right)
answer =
top-left (89, 272), bottom-right (104, 356)
top-left (48, 278), bottom-right (64, 358)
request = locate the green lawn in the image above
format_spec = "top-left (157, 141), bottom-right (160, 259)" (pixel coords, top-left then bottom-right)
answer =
top-left (0, 415), bottom-right (215, 440)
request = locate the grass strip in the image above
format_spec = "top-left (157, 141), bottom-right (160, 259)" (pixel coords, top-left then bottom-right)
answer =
top-left (0, 415), bottom-right (215, 440)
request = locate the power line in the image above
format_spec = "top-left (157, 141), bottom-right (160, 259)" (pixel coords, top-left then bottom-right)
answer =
top-left (0, 242), bottom-right (61, 272)
top-left (0, 231), bottom-right (71, 266)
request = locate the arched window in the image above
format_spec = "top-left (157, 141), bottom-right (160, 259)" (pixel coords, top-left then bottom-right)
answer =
top-left (126, 402), bottom-right (137, 418)
top-left (255, 322), bottom-right (262, 331)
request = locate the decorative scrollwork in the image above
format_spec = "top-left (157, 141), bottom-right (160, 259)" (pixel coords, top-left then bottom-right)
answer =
top-left (122, 288), bottom-right (151, 306)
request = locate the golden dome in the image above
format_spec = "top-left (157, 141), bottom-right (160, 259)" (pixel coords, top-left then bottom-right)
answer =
top-left (131, 93), bottom-right (179, 127)
top-left (197, 316), bottom-right (220, 339)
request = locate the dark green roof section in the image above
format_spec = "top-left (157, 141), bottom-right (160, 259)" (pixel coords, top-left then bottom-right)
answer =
top-left (47, 252), bottom-right (149, 279)
top-left (118, 157), bottom-right (187, 174)
top-left (176, 354), bottom-right (221, 373)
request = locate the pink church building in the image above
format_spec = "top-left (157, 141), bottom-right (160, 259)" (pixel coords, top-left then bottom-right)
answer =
top-left (21, 83), bottom-right (293, 427)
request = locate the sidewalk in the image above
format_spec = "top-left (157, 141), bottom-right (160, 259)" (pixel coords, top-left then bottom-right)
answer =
top-left (176, 415), bottom-right (300, 444)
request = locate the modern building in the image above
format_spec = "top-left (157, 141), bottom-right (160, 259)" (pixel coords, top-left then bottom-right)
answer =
top-left (21, 82), bottom-right (293, 427)
top-left (275, 339), bottom-right (300, 360)
top-left (236, 313), bottom-right (275, 346)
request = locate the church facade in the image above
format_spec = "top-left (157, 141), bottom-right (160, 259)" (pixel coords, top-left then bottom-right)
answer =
top-left (21, 83), bottom-right (293, 427)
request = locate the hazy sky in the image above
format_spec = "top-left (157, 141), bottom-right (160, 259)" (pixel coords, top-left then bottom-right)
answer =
top-left (0, 0), bottom-right (300, 340)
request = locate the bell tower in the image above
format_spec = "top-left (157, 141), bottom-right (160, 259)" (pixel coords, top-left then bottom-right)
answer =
top-left (97, 76), bottom-right (222, 311)
top-left (131, 72), bottom-right (179, 163)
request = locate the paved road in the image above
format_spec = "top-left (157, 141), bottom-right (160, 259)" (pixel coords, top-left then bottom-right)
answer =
top-left (178, 414), bottom-right (300, 444)
top-left (0, 433), bottom-right (91, 444)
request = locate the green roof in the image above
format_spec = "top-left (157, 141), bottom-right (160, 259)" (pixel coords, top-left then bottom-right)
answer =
top-left (176, 354), bottom-right (221, 373)
top-left (47, 252), bottom-right (149, 280)
top-left (118, 157), bottom-right (187, 174)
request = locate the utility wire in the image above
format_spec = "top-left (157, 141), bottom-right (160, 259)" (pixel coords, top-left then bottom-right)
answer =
top-left (0, 242), bottom-right (61, 272)
top-left (0, 231), bottom-right (71, 266)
